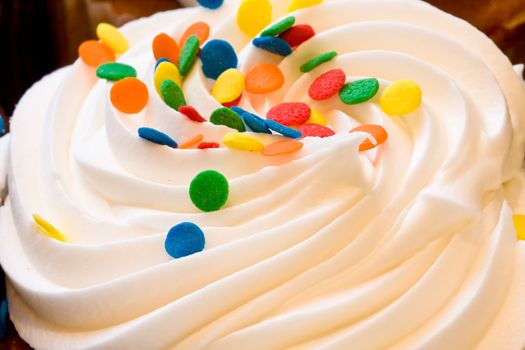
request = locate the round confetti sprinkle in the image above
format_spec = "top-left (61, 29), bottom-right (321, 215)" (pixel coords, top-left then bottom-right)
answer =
top-left (279, 24), bottom-right (315, 48)
top-left (110, 77), bottom-right (149, 114)
top-left (231, 106), bottom-right (271, 134)
top-left (96, 23), bottom-right (129, 53)
top-left (222, 94), bottom-right (243, 108)
top-left (0, 299), bottom-right (7, 340)
top-left (153, 33), bottom-right (180, 65)
top-left (154, 61), bottom-right (182, 94)
top-left (179, 105), bottom-right (206, 123)
top-left (96, 62), bottom-right (137, 81)
top-left (161, 80), bottom-right (187, 111)
top-left (200, 40), bottom-right (238, 80)
top-left (155, 57), bottom-right (171, 69)
top-left (262, 139), bottom-right (303, 156)
top-left (339, 78), bottom-right (379, 105)
top-left (180, 22), bottom-right (210, 47)
top-left (210, 108), bottom-right (246, 132)
top-left (300, 51), bottom-right (337, 73)
top-left (380, 80), bottom-right (422, 116)
top-left (198, 142), bottom-right (220, 149)
top-left (196, 0), bottom-right (223, 9)
top-left (267, 102), bottom-right (311, 126)
top-left (190, 170), bottom-right (229, 212)
top-left (245, 63), bottom-right (284, 94)
top-left (308, 69), bottom-right (346, 101)
top-left (288, 0), bottom-right (324, 12)
top-left (179, 134), bottom-right (204, 149)
top-left (265, 119), bottom-right (302, 139)
top-left (513, 215), bottom-right (525, 240)
top-left (237, 0), bottom-right (273, 37)
top-left (261, 16), bottom-right (296, 37)
top-left (223, 132), bottom-right (264, 152)
top-left (212, 69), bottom-right (245, 104)
top-left (298, 124), bottom-right (335, 138)
top-left (253, 36), bottom-right (292, 56)
top-left (138, 127), bottom-right (178, 148)
top-left (33, 214), bottom-right (66, 242)
top-left (178, 35), bottom-right (200, 76)
top-left (307, 108), bottom-right (327, 125)
top-left (78, 40), bottom-right (115, 67)
top-left (351, 124), bottom-right (388, 152)
top-left (165, 222), bottom-right (206, 259)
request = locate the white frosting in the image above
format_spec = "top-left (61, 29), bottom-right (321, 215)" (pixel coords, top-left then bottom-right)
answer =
top-left (1, 0), bottom-right (525, 349)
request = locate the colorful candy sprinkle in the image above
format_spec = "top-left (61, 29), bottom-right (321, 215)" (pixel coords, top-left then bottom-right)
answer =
top-left (165, 222), bottom-right (206, 259)
top-left (237, 0), bottom-right (273, 37)
top-left (339, 78), bottom-right (379, 105)
top-left (178, 35), bottom-right (200, 76)
top-left (288, 0), bottom-right (324, 12)
top-left (351, 124), bottom-right (388, 152)
top-left (261, 16), bottom-right (296, 37)
top-left (210, 107), bottom-right (246, 132)
top-left (155, 57), bottom-right (171, 69)
top-left (0, 299), bottom-right (7, 340)
top-left (212, 69), bottom-right (245, 103)
top-left (267, 102), bottom-right (311, 126)
top-left (179, 105), bottom-right (206, 123)
top-left (138, 127), bottom-right (178, 148)
top-left (513, 215), bottom-right (525, 240)
top-left (245, 63), bottom-right (284, 94)
top-left (265, 119), bottom-right (302, 139)
top-left (190, 170), bottom-right (229, 212)
top-left (110, 77), bottom-right (149, 114)
top-left (161, 80), bottom-right (187, 111)
top-left (222, 94), bottom-right (243, 108)
top-left (231, 106), bottom-right (271, 134)
top-left (179, 134), bottom-right (204, 149)
top-left (253, 37), bottom-right (292, 56)
top-left (380, 80), bottom-right (422, 116)
top-left (279, 24), bottom-right (315, 48)
top-left (307, 108), bottom-right (327, 125)
top-left (154, 61), bottom-right (182, 94)
top-left (96, 23), bottom-right (129, 53)
top-left (223, 132), bottom-right (264, 152)
top-left (200, 40), bottom-right (238, 79)
top-left (300, 51), bottom-right (337, 73)
top-left (308, 69), bottom-right (346, 100)
top-left (96, 62), bottom-right (136, 81)
top-left (153, 33), bottom-right (180, 65)
top-left (180, 22), bottom-right (210, 47)
top-left (298, 124), bottom-right (335, 138)
top-left (78, 40), bottom-right (115, 67)
top-left (197, 0), bottom-right (224, 10)
top-left (33, 214), bottom-right (66, 242)
top-left (198, 142), bottom-right (220, 149)
top-left (262, 139), bottom-right (303, 156)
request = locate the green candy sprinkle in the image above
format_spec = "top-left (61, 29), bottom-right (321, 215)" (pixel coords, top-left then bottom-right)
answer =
top-left (96, 62), bottom-right (137, 81)
top-left (210, 107), bottom-right (246, 132)
top-left (178, 35), bottom-right (200, 76)
top-left (161, 79), bottom-right (186, 111)
top-left (300, 51), bottom-right (338, 73)
top-left (261, 16), bottom-right (296, 37)
top-left (339, 78), bottom-right (380, 105)
top-left (190, 170), bottom-right (229, 212)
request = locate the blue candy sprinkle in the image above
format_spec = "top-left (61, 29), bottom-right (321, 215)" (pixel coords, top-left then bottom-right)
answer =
top-left (197, 0), bottom-right (223, 9)
top-left (165, 222), bottom-right (206, 259)
top-left (0, 299), bottom-right (8, 340)
top-left (253, 37), bottom-right (292, 57)
top-left (138, 127), bottom-right (178, 148)
top-left (0, 117), bottom-right (5, 137)
top-left (155, 57), bottom-right (171, 70)
top-left (231, 107), bottom-right (271, 134)
top-left (200, 40), bottom-right (238, 80)
top-left (265, 119), bottom-right (302, 139)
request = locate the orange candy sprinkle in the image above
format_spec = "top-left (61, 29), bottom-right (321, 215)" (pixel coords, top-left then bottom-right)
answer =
top-left (153, 33), bottom-right (180, 65)
top-left (78, 40), bottom-right (115, 67)
top-left (179, 134), bottom-right (204, 149)
top-left (180, 22), bottom-right (210, 47)
top-left (351, 124), bottom-right (388, 151)
top-left (262, 139), bottom-right (304, 156)
top-left (110, 77), bottom-right (149, 114)
top-left (245, 63), bottom-right (284, 94)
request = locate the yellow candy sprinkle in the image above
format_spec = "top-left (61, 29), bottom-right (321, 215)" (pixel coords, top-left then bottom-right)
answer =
top-left (288, 0), bottom-right (323, 12)
top-left (223, 132), bottom-right (264, 152)
top-left (380, 80), bottom-right (422, 116)
top-left (154, 62), bottom-right (182, 94)
top-left (237, 0), bottom-right (272, 38)
top-left (33, 214), bottom-right (66, 242)
top-left (306, 108), bottom-right (327, 126)
top-left (212, 69), bottom-right (245, 104)
top-left (96, 23), bottom-right (129, 54)
top-left (513, 215), bottom-right (525, 240)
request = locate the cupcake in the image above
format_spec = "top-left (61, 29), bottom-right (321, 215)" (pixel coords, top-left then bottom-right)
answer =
top-left (0, 0), bottom-right (524, 349)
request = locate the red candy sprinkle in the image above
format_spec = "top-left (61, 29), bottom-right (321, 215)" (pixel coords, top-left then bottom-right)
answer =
top-left (279, 24), bottom-right (315, 48)
top-left (266, 102), bottom-right (311, 126)
top-left (222, 94), bottom-right (242, 108)
top-left (308, 69), bottom-right (346, 100)
top-left (179, 105), bottom-right (206, 123)
top-left (298, 124), bottom-right (335, 138)
top-left (198, 142), bottom-right (220, 149)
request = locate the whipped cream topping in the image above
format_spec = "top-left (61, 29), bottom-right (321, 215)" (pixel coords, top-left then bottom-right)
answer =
top-left (1, 0), bottom-right (525, 349)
